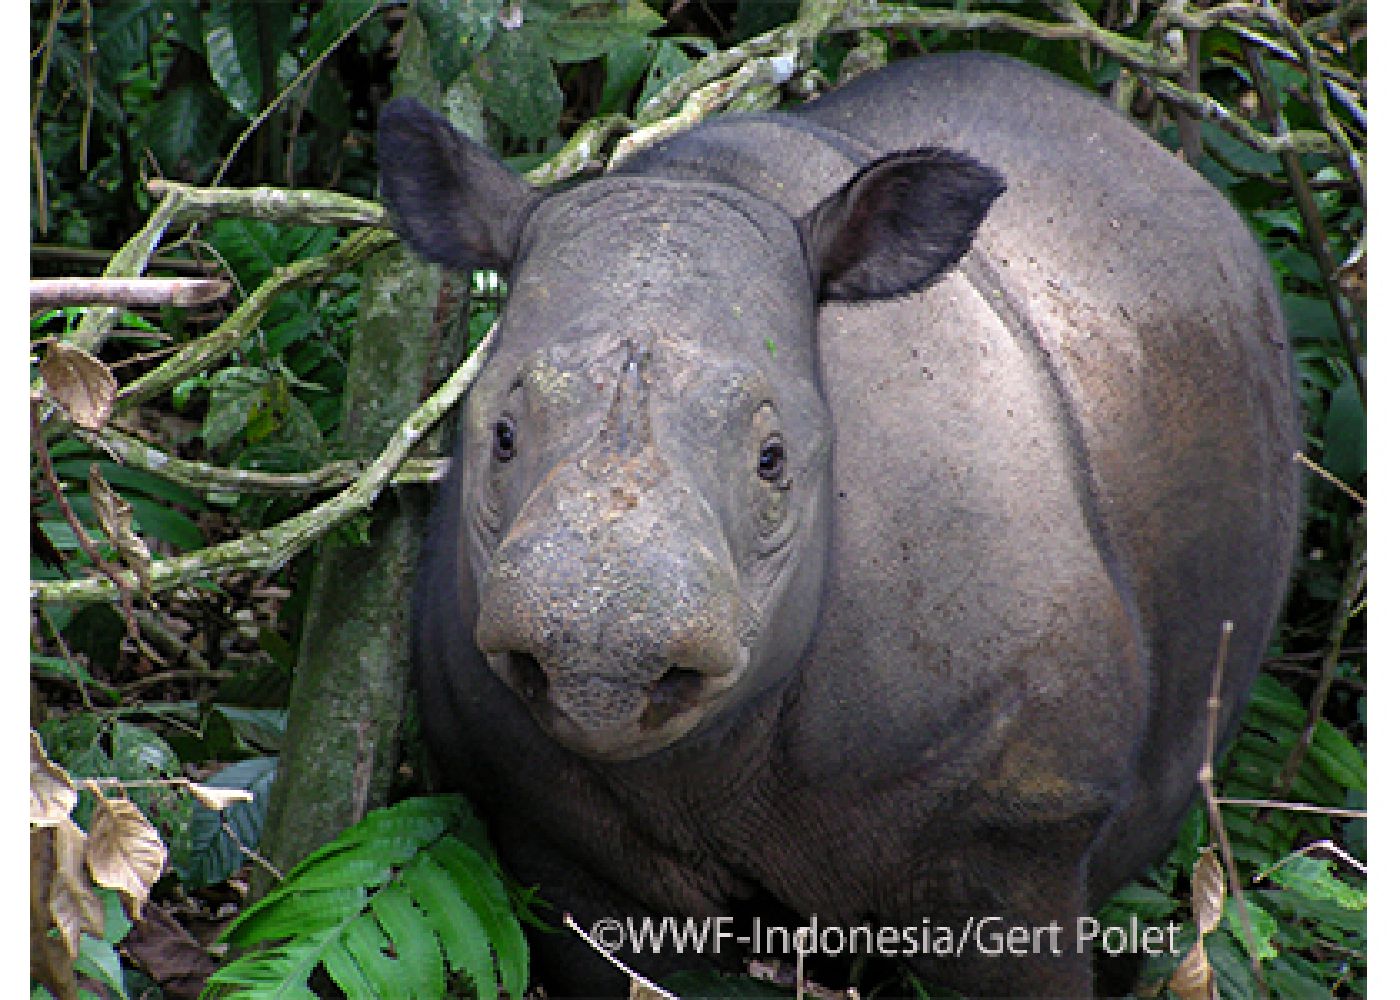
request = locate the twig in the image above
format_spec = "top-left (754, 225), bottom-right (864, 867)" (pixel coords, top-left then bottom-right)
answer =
top-left (1244, 41), bottom-right (1364, 402)
top-left (562, 912), bottom-right (680, 1000)
top-left (31, 396), bottom-right (148, 650)
top-left (131, 609), bottom-right (212, 675)
top-left (32, 325), bottom-right (496, 606)
top-left (1214, 798), bottom-right (1365, 820)
top-left (1295, 450), bottom-right (1365, 508)
top-left (77, 424), bottom-right (445, 495)
top-left (115, 227), bottom-right (397, 412)
top-left (1268, 513), bottom-right (1365, 804)
top-left (1197, 621), bottom-right (1268, 996)
top-left (1253, 838), bottom-right (1367, 880)
top-left (30, 278), bottom-right (232, 310)
top-left (119, 669), bottom-right (236, 696)
top-left (209, 0), bottom-right (383, 187)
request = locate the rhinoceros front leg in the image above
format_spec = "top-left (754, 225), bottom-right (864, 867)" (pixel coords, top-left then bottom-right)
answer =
top-left (888, 816), bottom-right (1110, 999)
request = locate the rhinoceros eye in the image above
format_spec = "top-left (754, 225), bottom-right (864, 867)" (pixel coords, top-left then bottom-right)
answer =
top-left (757, 436), bottom-right (786, 483)
top-left (492, 416), bottom-right (517, 462)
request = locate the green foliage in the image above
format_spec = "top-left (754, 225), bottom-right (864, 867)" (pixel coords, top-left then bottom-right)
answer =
top-left (181, 756), bottom-right (278, 889)
top-left (1101, 676), bottom-right (1366, 998)
top-left (202, 796), bottom-right (531, 1000)
top-left (32, 2), bottom-right (1363, 998)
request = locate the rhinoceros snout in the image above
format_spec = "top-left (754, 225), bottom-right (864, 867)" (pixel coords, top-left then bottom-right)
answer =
top-left (501, 648), bottom-right (713, 739)
top-left (475, 519), bottom-right (749, 759)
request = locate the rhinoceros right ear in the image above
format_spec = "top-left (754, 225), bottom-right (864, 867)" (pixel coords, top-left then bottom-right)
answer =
top-left (800, 148), bottom-right (1005, 302)
top-left (378, 98), bottom-right (540, 272)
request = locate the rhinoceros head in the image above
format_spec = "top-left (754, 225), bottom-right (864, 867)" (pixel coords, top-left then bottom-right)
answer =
top-left (379, 99), bottom-right (1002, 760)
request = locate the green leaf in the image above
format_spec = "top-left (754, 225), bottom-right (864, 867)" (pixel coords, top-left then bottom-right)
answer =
top-left (600, 39), bottom-right (653, 115)
top-left (400, 854), bottom-right (497, 1000)
top-left (181, 756), bottom-right (277, 889)
top-left (416, 0), bottom-right (502, 84)
top-left (340, 912), bottom-right (398, 998)
top-left (321, 933), bottom-right (380, 1000)
top-left (639, 39), bottom-right (699, 110)
top-left (306, 0), bottom-right (379, 62)
top-left (127, 495), bottom-right (204, 551)
top-left (75, 932), bottom-right (129, 999)
top-left (475, 26), bottom-right (564, 140)
top-left (544, 0), bottom-right (664, 65)
top-left (144, 81), bottom-right (229, 177)
top-left (94, 1), bottom-right (161, 81)
top-left (1267, 856), bottom-right (1365, 910)
top-left (372, 883), bottom-right (446, 998)
top-left (204, 2), bottom-right (261, 117)
top-left (429, 838), bottom-right (529, 999)
top-left (164, 0), bottom-right (205, 51)
top-left (203, 2), bottom-right (291, 117)
top-left (224, 887), bottom-right (369, 948)
top-left (209, 705), bottom-right (289, 754)
top-left (202, 367), bottom-right (272, 450)
top-left (1222, 896), bottom-right (1279, 961)
top-left (1321, 370), bottom-right (1365, 487)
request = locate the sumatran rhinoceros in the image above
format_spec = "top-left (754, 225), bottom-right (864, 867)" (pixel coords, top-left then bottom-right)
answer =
top-left (379, 52), bottom-right (1299, 997)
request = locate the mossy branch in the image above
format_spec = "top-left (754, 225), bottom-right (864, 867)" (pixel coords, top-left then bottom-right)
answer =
top-left (78, 424), bottom-right (446, 495)
top-left (115, 227), bottom-right (397, 411)
top-left (33, 326), bottom-right (493, 607)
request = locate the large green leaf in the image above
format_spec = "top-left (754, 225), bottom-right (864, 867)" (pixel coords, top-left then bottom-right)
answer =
top-left (400, 854), bottom-right (497, 1000)
top-left (475, 26), bottom-right (564, 140)
top-left (306, 0), bottom-right (379, 62)
top-left (543, 0), bottom-right (664, 65)
top-left (181, 756), bottom-right (277, 889)
top-left (370, 883), bottom-right (446, 999)
top-left (144, 81), bottom-right (230, 177)
top-left (1322, 369), bottom-right (1365, 486)
top-left (429, 838), bottom-right (529, 999)
top-left (204, 1), bottom-right (292, 117)
top-left (416, 0), bottom-right (502, 85)
top-left (94, 0), bottom-right (162, 80)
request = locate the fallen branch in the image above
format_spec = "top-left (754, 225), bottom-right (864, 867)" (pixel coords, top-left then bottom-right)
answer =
top-left (31, 277), bottom-right (231, 311)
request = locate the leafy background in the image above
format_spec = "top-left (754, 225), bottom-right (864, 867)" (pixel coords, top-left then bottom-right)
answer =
top-left (30, 1), bottom-right (1363, 998)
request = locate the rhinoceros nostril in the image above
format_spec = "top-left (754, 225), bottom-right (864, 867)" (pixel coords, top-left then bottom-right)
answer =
top-left (639, 667), bottom-right (706, 732)
top-left (506, 652), bottom-right (549, 706)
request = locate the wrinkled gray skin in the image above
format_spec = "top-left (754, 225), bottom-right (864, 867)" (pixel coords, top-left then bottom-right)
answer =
top-left (380, 53), bottom-right (1298, 997)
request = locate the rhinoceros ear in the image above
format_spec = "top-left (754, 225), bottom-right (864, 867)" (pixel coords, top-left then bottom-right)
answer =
top-left (378, 98), bottom-right (540, 272)
top-left (800, 148), bottom-right (1005, 302)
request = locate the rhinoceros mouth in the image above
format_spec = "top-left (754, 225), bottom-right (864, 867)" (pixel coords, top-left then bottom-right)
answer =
top-left (490, 650), bottom-right (743, 760)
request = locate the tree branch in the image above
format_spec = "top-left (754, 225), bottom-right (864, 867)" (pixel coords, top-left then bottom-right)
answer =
top-left (33, 325), bottom-right (495, 607)
top-left (30, 278), bottom-right (231, 311)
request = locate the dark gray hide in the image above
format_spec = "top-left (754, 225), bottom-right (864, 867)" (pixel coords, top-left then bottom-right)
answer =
top-left (380, 53), bottom-right (1298, 998)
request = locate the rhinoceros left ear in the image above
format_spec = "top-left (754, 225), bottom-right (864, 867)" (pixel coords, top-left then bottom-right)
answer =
top-left (378, 98), bottom-right (541, 273)
top-left (800, 148), bottom-right (1005, 302)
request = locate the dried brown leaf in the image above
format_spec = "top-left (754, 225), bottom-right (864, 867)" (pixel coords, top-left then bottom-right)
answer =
top-left (87, 794), bottom-right (168, 920)
top-left (40, 340), bottom-right (117, 431)
top-left (1167, 936), bottom-right (1216, 1000)
top-left (31, 826), bottom-right (81, 1000)
top-left (186, 781), bottom-right (255, 811)
top-left (88, 464), bottom-right (154, 592)
top-left (1337, 237), bottom-right (1365, 307)
top-left (51, 816), bottom-right (106, 958)
top-left (31, 730), bottom-right (77, 826)
top-left (1192, 848), bottom-right (1225, 934)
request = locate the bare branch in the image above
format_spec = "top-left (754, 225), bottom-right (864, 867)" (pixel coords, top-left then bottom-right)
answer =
top-left (30, 278), bottom-right (231, 311)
